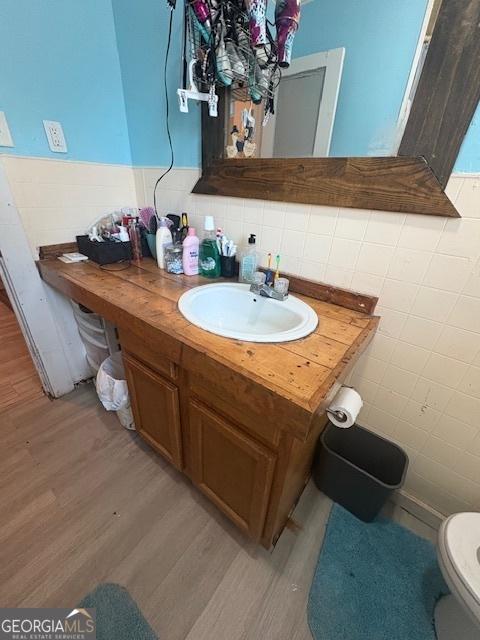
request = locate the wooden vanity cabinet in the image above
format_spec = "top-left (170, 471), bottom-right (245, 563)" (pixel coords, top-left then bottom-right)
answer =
top-left (123, 353), bottom-right (183, 470)
top-left (38, 260), bottom-right (378, 548)
top-left (121, 343), bottom-right (325, 547)
top-left (187, 399), bottom-right (276, 540)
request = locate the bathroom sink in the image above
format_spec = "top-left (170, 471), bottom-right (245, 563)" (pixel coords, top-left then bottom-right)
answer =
top-left (178, 283), bottom-right (318, 343)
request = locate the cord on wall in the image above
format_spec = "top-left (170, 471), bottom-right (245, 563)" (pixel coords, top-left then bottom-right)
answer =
top-left (153, 6), bottom-right (175, 215)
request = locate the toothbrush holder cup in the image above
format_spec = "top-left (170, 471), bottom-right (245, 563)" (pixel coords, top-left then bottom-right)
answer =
top-left (220, 255), bottom-right (237, 278)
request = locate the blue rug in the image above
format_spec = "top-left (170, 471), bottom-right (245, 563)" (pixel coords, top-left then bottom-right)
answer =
top-left (308, 505), bottom-right (448, 640)
top-left (79, 583), bottom-right (157, 639)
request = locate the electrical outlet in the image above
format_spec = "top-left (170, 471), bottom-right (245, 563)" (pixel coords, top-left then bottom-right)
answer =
top-left (0, 111), bottom-right (14, 147)
top-left (43, 120), bottom-right (67, 153)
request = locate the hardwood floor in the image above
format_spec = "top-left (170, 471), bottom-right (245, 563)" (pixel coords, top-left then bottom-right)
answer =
top-left (0, 383), bottom-right (436, 639)
top-left (0, 300), bottom-right (44, 411)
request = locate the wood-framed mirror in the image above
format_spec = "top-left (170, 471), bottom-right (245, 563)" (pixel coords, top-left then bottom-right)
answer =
top-left (192, 0), bottom-right (480, 218)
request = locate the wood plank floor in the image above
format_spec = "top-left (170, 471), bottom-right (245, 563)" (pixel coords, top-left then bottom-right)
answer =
top-left (0, 300), bottom-right (44, 410)
top-left (0, 383), bottom-right (436, 639)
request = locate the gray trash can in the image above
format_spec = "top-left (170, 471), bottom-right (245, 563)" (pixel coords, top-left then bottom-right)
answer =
top-left (313, 422), bottom-right (408, 522)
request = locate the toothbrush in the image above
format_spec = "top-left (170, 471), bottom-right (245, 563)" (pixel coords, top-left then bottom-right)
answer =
top-left (275, 254), bottom-right (281, 281)
top-left (265, 252), bottom-right (274, 286)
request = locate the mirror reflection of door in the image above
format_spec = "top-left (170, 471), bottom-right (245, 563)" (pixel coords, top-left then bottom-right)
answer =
top-left (263, 49), bottom-right (345, 158)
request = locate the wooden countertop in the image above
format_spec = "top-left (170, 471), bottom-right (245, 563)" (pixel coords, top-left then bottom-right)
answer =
top-left (39, 258), bottom-right (378, 421)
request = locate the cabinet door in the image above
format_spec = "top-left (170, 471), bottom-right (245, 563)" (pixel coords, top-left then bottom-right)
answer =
top-left (123, 353), bottom-right (182, 469)
top-left (187, 400), bottom-right (276, 540)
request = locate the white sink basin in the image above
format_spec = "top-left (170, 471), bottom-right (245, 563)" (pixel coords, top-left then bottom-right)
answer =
top-left (178, 283), bottom-right (318, 343)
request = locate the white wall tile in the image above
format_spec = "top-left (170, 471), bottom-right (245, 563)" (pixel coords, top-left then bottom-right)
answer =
top-left (324, 265), bottom-right (353, 289)
top-left (398, 214), bottom-right (445, 251)
top-left (400, 399), bottom-right (440, 432)
top-left (444, 391), bottom-right (480, 427)
top-left (390, 341), bottom-right (430, 374)
top-left (462, 258), bottom-right (480, 297)
top-left (387, 247), bottom-right (432, 283)
top-left (453, 178), bottom-right (480, 219)
top-left (421, 436), bottom-right (461, 467)
top-left (437, 219), bottom-right (480, 259)
top-left (283, 205), bottom-right (310, 231)
top-left (334, 209), bottom-right (370, 240)
top-left (433, 414), bottom-right (477, 448)
top-left (351, 355), bottom-right (388, 384)
top-left (3, 156), bottom-right (137, 258)
top-left (300, 260), bottom-right (326, 282)
top-left (303, 234), bottom-right (332, 262)
top-left (395, 420), bottom-right (429, 450)
top-left (366, 406), bottom-right (399, 438)
top-left (375, 306), bottom-right (408, 339)
top-left (459, 365), bottom-right (480, 399)
top-left (328, 238), bottom-right (361, 269)
top-left (422, 253), bottom-right (472, 292)
top-left (280, 229), bottom-right (305, 258)
top-left (421, 353), bottom-right (468, 388)
top-left (381, 364), bottom-right (417, 397)
top-left (448, 295), bottom-right (480, 332)
top-left (356, 243), bottom-right (394, 276)
top-left (412, 378), bottom-right (454, 412)
top-left (433, 325), bottom-right (479, 363)
top-left (380, 279), bottom-right (419, 312)
top-left (364, 211), bottom-right (405, 246)
top-left (367, 333), bottom-right (396, 362)
top-left (350, 271), bottom-right (384, 296)
top-left (400, 316), bottom-right (442, 350)
top-left (308, 206), bottom-right (338, 235)
top-left (263, 203), bottom-right (286, 227)
top-left (410, 287), bottom-right (457, 323)
top-left (458, 452), bottom-right (480, 483)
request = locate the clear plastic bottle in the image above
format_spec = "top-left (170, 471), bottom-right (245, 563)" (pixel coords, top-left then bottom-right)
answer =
top-left (199, 216), bottom-right (221, 278)
top-left (239, 234), bottom-right (258, 283)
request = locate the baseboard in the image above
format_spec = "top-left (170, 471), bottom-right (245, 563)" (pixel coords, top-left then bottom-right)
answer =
top-left (390, 489), bottom-right (445, 531)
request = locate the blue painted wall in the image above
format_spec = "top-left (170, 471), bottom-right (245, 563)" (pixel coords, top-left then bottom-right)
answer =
top-left (455, 102), bottom-right (480, 173)
top-left (294, 0), bottom-right (428, 157)
top-left (1, 0), bottom-right (479, 172)
top-left (0, 0), bottom-right (131, 164)
top-left (111, 0), bottom-right (201, 168)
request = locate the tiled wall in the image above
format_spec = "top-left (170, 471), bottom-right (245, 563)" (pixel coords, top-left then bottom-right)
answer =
top-left (136, 166), bottom-right (480, 516)
top-left (1, 156), bottom-right (137, 259)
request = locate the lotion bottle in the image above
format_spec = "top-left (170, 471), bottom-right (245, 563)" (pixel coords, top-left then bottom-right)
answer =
top-left (155, 217), bottom-right (173, 269)
top-left (182, 227), bottom-right (199, 275)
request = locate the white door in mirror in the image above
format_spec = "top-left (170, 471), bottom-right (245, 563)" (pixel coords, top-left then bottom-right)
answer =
top-left (178, 283), bottom-right (318, 343)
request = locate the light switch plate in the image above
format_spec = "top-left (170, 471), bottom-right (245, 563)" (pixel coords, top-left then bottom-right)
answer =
top-left (43, 120), bottom-right (67, 153)
top-left (0, 111), bottom-right (14, 147)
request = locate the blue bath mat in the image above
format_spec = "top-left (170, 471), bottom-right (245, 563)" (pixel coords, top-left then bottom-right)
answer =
top-left (79, 583), bottom-right (157, 639)
top-left (308, 505), bottom-right (448, 640)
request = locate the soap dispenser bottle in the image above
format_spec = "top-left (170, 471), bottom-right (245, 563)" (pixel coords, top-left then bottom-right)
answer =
top-left (156, 217), bottom-right (173, 269)
top-left (199, 216), bottom-right (221, 278)
top-left (239, 234), bottom-right (258, 283)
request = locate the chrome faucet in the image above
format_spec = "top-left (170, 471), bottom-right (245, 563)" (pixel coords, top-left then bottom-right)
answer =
top-left (249, 283), bottom-right (288, 301)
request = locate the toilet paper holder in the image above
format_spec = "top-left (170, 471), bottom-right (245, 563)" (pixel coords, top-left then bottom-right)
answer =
top-left (326, 408), bottom-right (348, 424)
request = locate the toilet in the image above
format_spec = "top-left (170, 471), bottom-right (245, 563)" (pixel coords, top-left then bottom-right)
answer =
top-left (435, 512), bottom-right (480, 639)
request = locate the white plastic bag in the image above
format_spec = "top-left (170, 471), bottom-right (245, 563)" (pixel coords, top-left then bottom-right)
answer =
top-left (96, 352), bottom-right (135, 430)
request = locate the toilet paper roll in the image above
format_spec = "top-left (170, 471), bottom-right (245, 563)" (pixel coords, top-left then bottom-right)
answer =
top-left (327, 387), bottom-right (363, 429)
